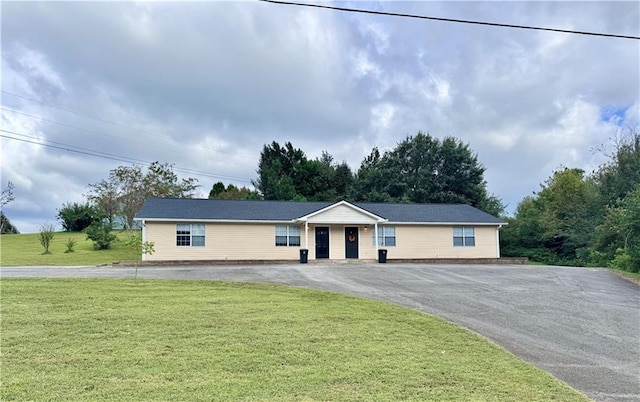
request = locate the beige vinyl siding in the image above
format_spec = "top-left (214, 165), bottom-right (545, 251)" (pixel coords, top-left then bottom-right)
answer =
top-left (306, 225), bottom-right (378, 260)
top-left (306, 224), bottom-right (498, 261)
top-left (145, 222), bottom-right (302, 261)
top-left (144, 221), bottom-right (499, 261)
top-left (392, 225), bottom-right (498, 259)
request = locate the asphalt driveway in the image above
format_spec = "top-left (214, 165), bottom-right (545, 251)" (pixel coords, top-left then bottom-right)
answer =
top-left (2, 263), bottom-right (638, 402)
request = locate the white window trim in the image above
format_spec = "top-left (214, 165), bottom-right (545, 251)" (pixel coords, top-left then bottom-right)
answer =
top-left (373, 225), bottom-right (396, 247)
top-left (176, 223), bottom-right (205, 247)
top-left (275, 225), bottom-right (301, 247)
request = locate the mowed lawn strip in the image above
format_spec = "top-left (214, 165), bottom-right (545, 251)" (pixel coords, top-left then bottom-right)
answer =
top-left (0, 232), bottom-right (139, 266)
top-left (1, 278), bottom-right (588, 401)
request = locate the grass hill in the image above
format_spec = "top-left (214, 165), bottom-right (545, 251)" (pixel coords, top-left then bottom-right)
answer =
top-left (0, 231), bottom-right (139, 266)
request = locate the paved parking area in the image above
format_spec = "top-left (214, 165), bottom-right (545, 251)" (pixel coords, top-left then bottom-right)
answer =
top-left (2, 263), bottom-right (639, 401)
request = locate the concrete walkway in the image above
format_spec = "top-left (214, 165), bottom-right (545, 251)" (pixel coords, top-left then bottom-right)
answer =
top-left (2, 263), bottom-right (639, 402)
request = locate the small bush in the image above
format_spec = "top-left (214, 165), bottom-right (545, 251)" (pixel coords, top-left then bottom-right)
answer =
top-left (125, 234), bottom-right (155, 257)
top-left (39, 223), bottom-right (55, 254)
top-left (64, 238), bottom-right (77, 253)
top-left (84, 222), bottom-right (117, 250)
top-left (610, 248), bottom-right (640, 273)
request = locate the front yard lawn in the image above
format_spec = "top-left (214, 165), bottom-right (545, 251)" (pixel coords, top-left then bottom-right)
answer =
top-left (1, 278), bottom-right (588, 401)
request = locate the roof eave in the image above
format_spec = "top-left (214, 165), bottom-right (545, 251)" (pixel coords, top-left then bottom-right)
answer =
top-left (136, 218), bottom-right (298, 224)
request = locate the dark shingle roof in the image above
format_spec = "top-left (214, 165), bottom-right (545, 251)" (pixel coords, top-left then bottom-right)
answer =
top-left (355, 202), bottom-right (504, 224)
top-left (136, 198), bottom-right (505, 225)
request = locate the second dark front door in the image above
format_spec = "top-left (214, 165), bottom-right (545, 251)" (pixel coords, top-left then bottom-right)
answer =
top-left (315, 227), bottom-right (329, 259)
top-left (345, 227), bottom-right (359, 259)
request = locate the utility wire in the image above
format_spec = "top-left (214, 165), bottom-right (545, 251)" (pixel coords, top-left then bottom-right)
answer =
top-left (1, 107), bottom-right (173, 153)
top-left (259, 0), bottom-right (640, 40)
top-left (1, 107), bottom-right (254, 170)
top-left (2, 129), bottom-right (150, 165)
top-left (1, 90), bottom-right (142, 132)
top-left (0, 129), bottom-right (254, 183)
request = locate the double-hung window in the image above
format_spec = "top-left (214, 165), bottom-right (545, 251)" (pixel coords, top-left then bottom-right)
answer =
top-left (373, 226), bottom-right (396, 247)
top-left (176, 224), bottom-right (205, 247)
top-left (453, 226), bottom-right (475, 247)
top-left (275, 225), bottom-right (301, 246)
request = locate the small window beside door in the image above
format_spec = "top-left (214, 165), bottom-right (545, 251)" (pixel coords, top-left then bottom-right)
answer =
top-left (373, 226), bottom-right (396, 247)
top-left (275, 225), bottom-right (301, 246)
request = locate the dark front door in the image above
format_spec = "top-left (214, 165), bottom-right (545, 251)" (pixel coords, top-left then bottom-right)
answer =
top-left (345, 227), bottom-right (359, 259)
top-left (315, 227), bottom-right (329, 259)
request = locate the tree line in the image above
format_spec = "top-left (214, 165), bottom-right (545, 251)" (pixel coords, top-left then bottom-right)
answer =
top-left (5, 128), bottom-right (636, 273)
top-left (500, 130), bottom-right (639, 272)
top-left (245, 132), bottom-right (503, 216)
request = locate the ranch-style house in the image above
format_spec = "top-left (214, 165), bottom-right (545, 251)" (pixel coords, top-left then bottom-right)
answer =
top-left (134, 198), bottom-right (507, 262)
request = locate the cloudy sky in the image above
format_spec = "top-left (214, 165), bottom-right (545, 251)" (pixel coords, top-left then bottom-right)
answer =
top-left (1, 1), bottom-right (638, 233)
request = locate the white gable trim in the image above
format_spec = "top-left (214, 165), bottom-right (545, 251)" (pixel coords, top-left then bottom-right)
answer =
top-left (295, 200), bottom-right (387, 223)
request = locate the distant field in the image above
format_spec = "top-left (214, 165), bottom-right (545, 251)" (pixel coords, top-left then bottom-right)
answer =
top-left (0, 231), bottom-right (139, 266)
top-left (1, 278), bottom-right (589, 401)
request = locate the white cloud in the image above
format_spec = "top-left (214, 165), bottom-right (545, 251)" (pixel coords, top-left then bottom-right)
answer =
top-left (1, 1), bottom-right (638, 230)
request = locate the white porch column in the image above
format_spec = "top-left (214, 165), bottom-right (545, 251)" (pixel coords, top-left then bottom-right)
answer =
top-left (374, 223), bottom-right (379, 260)
top-left (305, 221), bottom-right (309, 249)
top-left (496, 225), bottom-right (501, 258)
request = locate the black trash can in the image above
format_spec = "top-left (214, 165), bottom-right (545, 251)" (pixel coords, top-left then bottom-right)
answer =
top-left (378, 249), bottom-right (387, 263)
top-left (299, 249), bottom-right (309, 264)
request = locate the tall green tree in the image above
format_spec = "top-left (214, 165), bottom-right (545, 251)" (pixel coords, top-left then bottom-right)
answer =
top-left (352, 132), bottom-right (503, 214)
top-left (209, 182), bottom-right (261, 200)
top-left (595, 129), bottom-right (640, 208)
top-left (589, 129), bottom-right (640, 270)
top-left (254, 141), bottom-right (353, 202)
top-left (536, 168), bottom-right (599, 262)
top-left (501, 168), bottom-right (599, 265)
top-left (501, 129), bottom-right (639, 267)
top-left (88, 162), bottom-right (198, 230)
top-left (254, 141), bottom-right (304, 200)
top-left (500, 196), bottom-right (547, 259)
top-left (209, 182), bottom-right (227, 198)
top-left (592, 186), bottom-right (640, 272)
top-left (350, 147), bottom-right (392, 202)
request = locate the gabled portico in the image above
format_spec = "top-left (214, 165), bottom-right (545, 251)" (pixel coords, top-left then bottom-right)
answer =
top-left (295, 201), bottom-right (387, 261)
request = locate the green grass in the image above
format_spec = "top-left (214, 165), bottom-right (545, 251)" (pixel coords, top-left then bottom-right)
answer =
top-left (0, 232), bottom-right (139, 266)
top-left (1, 279), bottom-right (588, 401)
top-left (609, 267), bottom-right (640, 285)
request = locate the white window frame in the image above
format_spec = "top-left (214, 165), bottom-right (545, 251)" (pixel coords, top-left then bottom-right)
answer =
top-left (373, 225), bottom-right (396, 247)
top-left (453, 226), bottom-right (475, 247)
top-left (176, 224), bottom-right (205, 247)
top-left (275, 225), bottom-right (301, 247)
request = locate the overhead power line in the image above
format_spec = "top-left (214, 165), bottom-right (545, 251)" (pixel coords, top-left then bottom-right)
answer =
top-left (259, 0), bottom-right (640, 40)
top-left (0, 107), bottom-right (253, 169)
top-left (1, 90), bottom-right (142, 132)
top-left (0, 129), bottom-right (254, 184)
